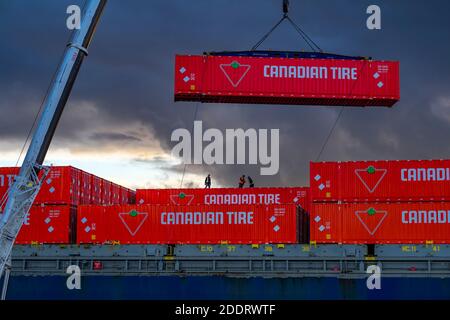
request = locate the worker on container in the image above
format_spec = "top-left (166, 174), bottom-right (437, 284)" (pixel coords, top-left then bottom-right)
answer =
top-left (238, 175), bottom-right (246, 188)
top-left (248, 176), bottom-right (254, 188)
top-left (205, 174), bottom-right (211, 189)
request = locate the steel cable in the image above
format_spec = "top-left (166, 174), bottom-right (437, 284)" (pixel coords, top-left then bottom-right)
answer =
top-left (179, 102), bottom-right (200, 188)
top-left (315, 61), bottom-right (370, 161)
top-left (14, 0), bottom-right (87, 167)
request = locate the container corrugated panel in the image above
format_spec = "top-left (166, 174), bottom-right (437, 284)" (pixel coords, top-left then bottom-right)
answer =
top-left (311, 202), bottom-right (450, 244)
top-left (100, 179), bottom-right (112, 205)
top-left (174, 55), bottom-right (400, 107)
top-left (309, 203), bottom-right (342, 243)
top-left (310, 162), bottom-right (340, 202)
top-left (15, 205), bottom-right (75, 244)
top-left (121, 188), bottom-right (136, 204)
top-left (115, 185), bottom-right (122, 204)
top-left (136, 187), bottom-right (309, 210)
top-left (120, 187), bottom-right (130, 204)
top-left (79, 170), bottom-right (92, 205)
top-left (297, 206), bottom-right (310, 244)
top-left (37, 166), bottom-right (82, 205)
top-left (128, 190), bottom-right (136, 204)
top-left (90, 175), bottom-right (102, 205)
top-left (0, 166), bottom-right (81, 205)
top-left (77, 204), bottom-right (298, 244)
top-left (110, 183), bottom-right (120, 204)
top-left (311, 160), bottom-right (450, 202)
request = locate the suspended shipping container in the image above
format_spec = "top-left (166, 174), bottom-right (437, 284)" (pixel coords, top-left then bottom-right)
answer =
top-left (311, 159), bottom-right (450, 202)
top-left (77, 204), bottom-right (298, 244)
top-left (136, 187), bottom-right (310, 211)
top-left (15, 205), bottom-right (76, 244)
top-left (174, 54), bottom-right (400, 107)
top-left (310, 202), bottom-right (450, 244)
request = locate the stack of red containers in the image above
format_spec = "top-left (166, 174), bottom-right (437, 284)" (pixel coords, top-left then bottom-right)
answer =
top-left (77, 204), bottom-right (299, 245)
top-left (0, 166), bottom-right (136, 244)
top-left (136, 187), bottom-right (309, 211)
top-left (310, 160), bottom-right (450, 244)
top-left (77, 187), bottom-right (310, 245)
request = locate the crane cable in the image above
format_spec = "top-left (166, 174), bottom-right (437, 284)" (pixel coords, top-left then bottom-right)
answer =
top-left (14, 15), bottom-right (83, 168)
top-left (250, 0), bottom-right (349, 162)
top-left (178, 0), bottom-right (364, 180)
top-left (285, 15), bottom-right (322, 53)
top-left (179, 102), bottom-right (200, 188)
top-left (251, 0), bottom-right (323, 52)
top-left (315, 107), bottom-right (345, 162)
top-left (178, 54), bottom-right (210, 188)
top-left (315, 60), bottom-right (371, 161)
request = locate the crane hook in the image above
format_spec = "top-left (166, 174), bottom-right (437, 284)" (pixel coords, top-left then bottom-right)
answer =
top-left (283, 0), bottom-right (290, 16)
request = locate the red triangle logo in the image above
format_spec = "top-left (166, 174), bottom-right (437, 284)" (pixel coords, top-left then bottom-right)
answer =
top-left (355, 208), bottom-right (388, 236)
top-left (118, 210), bottom-right (148, 236)
top-left (170, 193), bottom-right (194, 205)
top-left (355, 166), bottom-right (387, 193)
top-left (220, 61), bottom-right (251, 87)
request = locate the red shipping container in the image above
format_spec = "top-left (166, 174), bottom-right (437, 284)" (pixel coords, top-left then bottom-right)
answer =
top-left (136, 187), bottom-right (309, 211)
top-left (77, 204), bottom-right (297, 244)
top-left (310, 202), bottom-right (450, 244)
top-left (175, 55), bottom-right (400, 107)
top-left (0, 166), bottom-right (81, 205)
top-left (1, 166), bottom-right (134, 206)
top-left (311, 160), bottom-right (450, 202)
top-left (15, 205), bottom-right (75, 244)
top-left (35, 166), bottom-right (81, 205)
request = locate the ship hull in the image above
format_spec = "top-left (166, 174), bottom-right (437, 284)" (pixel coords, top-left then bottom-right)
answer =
top-left (7, 275), bottom-right (450, 300)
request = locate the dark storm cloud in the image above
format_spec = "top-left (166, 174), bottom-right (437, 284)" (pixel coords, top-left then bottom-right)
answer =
top-left (1, 0), bottom-right (450, 187)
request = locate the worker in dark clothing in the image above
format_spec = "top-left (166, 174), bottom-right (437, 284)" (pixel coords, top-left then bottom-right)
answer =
top-left (205, 174), bottom-right (211, 189)
top-left (238, 175), bottom-right (246, 188)
top-left (248, 176), bottom-right (254, 188)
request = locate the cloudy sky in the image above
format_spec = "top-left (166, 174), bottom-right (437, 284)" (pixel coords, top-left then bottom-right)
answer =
top-left (1, 0), bottom-right (450, 189)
